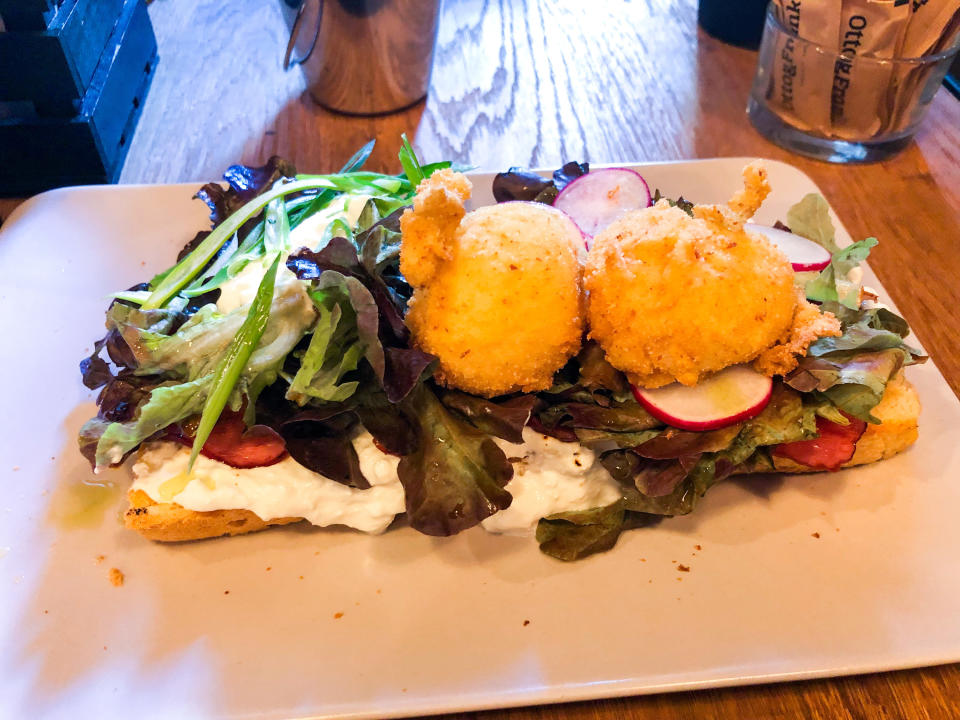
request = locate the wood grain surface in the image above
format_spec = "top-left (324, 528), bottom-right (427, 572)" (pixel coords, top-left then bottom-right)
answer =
top-left (4, 0), bottom-right (960, 717)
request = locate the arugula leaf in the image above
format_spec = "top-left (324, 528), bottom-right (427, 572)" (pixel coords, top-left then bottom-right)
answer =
top-left (398, 133), bottom-right (425, 187)
top-left (288, 140), bottom-right (378, 229)
top-left (536, 501), bottom-right (626, 561)
top-left (340, 139), bottom-right (376, 175)
top-left (143, 173), bottom-right (407, 309)
top-left (397, 384), bottom-right (514, 536)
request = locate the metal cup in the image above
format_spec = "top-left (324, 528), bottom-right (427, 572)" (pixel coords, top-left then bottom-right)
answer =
top-left (284, 0), bottom-right (441, 116)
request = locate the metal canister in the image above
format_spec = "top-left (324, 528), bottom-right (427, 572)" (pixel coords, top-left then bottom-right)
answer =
top-left (285, 0), bottom-right (441, 115)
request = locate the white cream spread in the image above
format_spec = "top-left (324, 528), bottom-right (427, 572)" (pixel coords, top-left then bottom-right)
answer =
top-left (132, 426), bottom-right (621, 538)
top-left (288, 194), bottom-right (371, 247)
top-left (131, 431), bottom-right (405, 534)
top-left (482, 428), bottom-right (622, 535)
top-left (216, 194), bottom-right (371, 314)
top-left (216, 263), bottom-right (302, 314)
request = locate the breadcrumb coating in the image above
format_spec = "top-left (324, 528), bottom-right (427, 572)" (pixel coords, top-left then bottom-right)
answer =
top-left (399, 168), bottom-right (472, 288)
top-left (585, 162), bottom-right (798, 387)
top-left (753, 292), bottom-right (842, 376)
top-left (400, 171), bottom-right (585, 396)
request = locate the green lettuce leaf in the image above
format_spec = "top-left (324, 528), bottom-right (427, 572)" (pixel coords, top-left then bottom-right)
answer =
top-left (603, 453), bottom-right (718, 516)
top-left (115, 271), bottom-right (315, 381)
top-left (788, 350), bottom-right (906, 422)
top-left (439, 391), bottom-right (535, 444)
top-left (284, 267), bottom-right (383, 407)
top-left (599, 384), bottom-right (814, 516)
top-left (536, 500), bottom-right (626, 561)
top-left (82, 268), bottom-right (314, 469)
top-left (721, 384), bottom-right (817, 465)
top-left (573, 428), bottom-right (661, 448)
top-left (286, 302), bottom-right (361, 404)
top-left (634, 424), bottom-right (743, 459)
top-left (397, 384), bottom-right (513, 536)
top-left (785, 193), bottom-right (840, 254)
top-left (784, 193), bottom-right (877, 309)
top-left (81, 376), bottom-right (210, 468)
top-left (785, 303), bottom-right (926, 422)
top-left (574, 341), bottom-right (632, 398)
top-left (805, 238), bottom-right (878, 309)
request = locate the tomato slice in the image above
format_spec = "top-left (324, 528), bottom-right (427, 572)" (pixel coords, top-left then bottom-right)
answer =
top-left (170, 409), bottom-right (287, 469)
top-left (773, 414), bottom-right (867, 471)
top-left (371, 437), bottom-right (402, 457)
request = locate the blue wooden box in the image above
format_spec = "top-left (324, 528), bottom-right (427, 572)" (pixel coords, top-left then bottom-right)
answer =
top-left (0, 0), bottom-right (127, 116)
top-left (0, 1), bottom-right (61, 31)
top-left (0, 0), bottom-right (157, 195)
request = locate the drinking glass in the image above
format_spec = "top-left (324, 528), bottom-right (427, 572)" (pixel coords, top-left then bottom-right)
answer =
top-left (747, 7), bottom-right (960, 163)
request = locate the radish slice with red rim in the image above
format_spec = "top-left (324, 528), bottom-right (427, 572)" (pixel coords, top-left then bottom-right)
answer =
top-left (745, 223), bottom-right (832, 272)
top-left (632, 365), bottom-right (773, 432)
top-left (554, 168), bottom-right (652, 237)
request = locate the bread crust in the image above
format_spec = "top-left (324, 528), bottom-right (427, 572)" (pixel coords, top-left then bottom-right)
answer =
top-left (124, 488), bottom-right (303, 542)
top-left (770, 372), bottom-right (919, 473)
top-left (125, 375), bottom-right (920, 542)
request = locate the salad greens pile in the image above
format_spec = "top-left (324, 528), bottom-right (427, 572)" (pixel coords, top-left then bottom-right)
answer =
top-left (79, 139), bottom-right (524, 538)
top-left (78, 148), bottom-right (925, 561)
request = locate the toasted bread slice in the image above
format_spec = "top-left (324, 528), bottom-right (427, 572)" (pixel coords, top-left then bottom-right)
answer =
top-left (125, 374), bottom-right (920, 542)
top-left (125, 488), bottom-right (303, 542)
top-left (771, 372), bottom-right (919, 473)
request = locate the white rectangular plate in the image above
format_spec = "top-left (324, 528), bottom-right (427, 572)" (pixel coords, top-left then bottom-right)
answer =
top-left (2, 159), bottom-right (959, 720)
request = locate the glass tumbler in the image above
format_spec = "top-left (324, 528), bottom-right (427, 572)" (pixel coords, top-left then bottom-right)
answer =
top-left (747, 8), bottom-right (960, 163)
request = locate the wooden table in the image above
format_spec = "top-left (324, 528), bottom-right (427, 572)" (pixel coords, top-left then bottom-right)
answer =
top-left (5, 0), bottom-right (959, 717)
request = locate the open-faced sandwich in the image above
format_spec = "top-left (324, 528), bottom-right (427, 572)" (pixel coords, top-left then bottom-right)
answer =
top-left (78, 140), bottom-right (924, 560)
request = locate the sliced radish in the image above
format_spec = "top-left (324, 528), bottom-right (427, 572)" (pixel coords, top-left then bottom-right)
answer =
top-left (554, 168), bottom-right (652, 237)
top-left (631, 365), bottom-right (773, 432)
top-left (745, 223), bottom-right (832, 272)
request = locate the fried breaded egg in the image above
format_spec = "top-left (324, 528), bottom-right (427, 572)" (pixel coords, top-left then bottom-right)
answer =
top-left (585, 162), bottom-right (798, 387)
top-left (400, 170), bottom-right (584, 396)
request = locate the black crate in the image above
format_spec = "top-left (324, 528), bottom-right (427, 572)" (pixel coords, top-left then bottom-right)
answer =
top-left (0, 0), bottom-right (126, 116)
top-left (0, 0), bottom-right (158, 195)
